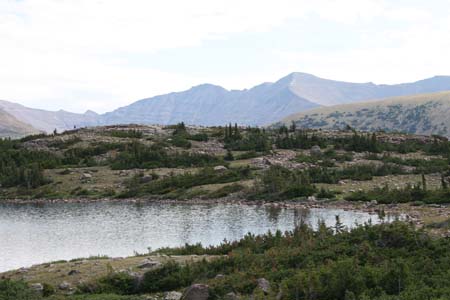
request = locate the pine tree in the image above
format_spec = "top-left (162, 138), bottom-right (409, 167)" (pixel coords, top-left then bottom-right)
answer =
top-left (224, 149), bottom-right (234, 161)
top-left (441, 174), bottom-right (448, 190)
top-left (290, 121), bottom-right (297, 132)
top-left (422, 174), bottom-right (427, 191)
top-left (334, 215), bottom-right (345, 233)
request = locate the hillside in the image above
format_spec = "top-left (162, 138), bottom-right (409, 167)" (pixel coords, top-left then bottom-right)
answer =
top-left (0, 109), bottom-right (40, 138)
top-left (1, 123), bottom-right (449, 203)
top-left (281, 91), bottom-right (450, 136)
top-left (0, 100), bottom-right (99, 133)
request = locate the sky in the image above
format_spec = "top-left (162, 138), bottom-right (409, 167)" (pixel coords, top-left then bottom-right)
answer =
top-left (1, 0), bottom-right (450, 113)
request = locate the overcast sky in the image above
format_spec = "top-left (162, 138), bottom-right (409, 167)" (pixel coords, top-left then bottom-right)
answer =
top-left (1, 0), bottom-right (450, 113)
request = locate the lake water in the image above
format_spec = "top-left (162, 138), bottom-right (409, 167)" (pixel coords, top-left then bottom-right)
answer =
top-left (0, 202), bottom-right (395, 272)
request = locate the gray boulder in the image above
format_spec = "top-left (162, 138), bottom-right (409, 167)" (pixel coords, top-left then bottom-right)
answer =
top-left (138, 258), bottom-right (161, 269)
top-left (182, 284), bottom-right (209, 300)
top-left (257, 278), bottom-right (271, 294)
top-left (165, 291), bottom-right (183, 300)
top-left (140, 175), bottom-right (153, 183)
top-left (80, 173), bottom-right (92, 181)
top-left (58, 281), bottom-right (71, 290)
top-left (30, 283), bottom-right (43, 292)
top-left (213, 165), bottom-right (228, 172)
top-left (224, 292), bottom-right (239, 300)
top-left (310, 145), bottom-right (322, 156)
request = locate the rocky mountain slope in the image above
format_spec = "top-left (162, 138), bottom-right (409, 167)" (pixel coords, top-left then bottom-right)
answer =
top-left (100, 82), bottom-right (319, 126)
top-left (0, 109), bottom-right (40, 138)
top-left (281, 91), bottom-right (450, 136)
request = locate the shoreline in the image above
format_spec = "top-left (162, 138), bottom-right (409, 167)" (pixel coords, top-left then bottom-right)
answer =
top-left (1, 197), bottom-right (449, 275)
top-left (1, 195), bottom-right (444, 226)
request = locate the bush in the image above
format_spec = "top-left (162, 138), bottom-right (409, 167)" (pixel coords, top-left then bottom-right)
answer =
top-left (110, 141), bottom-right (221, 170)
top-left (139, 261), bottom-right (192, 293)
top-left (0, 279), bottom-right (40, 300)
top-left (42, 283), bottom-right (55, 297)
top-left (108, 130), bottom-right (143, 139)
top-left (83, 222), bottom-right (450, 299)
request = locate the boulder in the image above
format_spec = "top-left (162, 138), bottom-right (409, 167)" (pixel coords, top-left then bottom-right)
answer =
top-left (165, 291), bottom-right (183, 300)
top-left (140, 175), bottom-right (153, 183)
top-left (30, 283), bottom-right (43, 292)
top-left (138, 258), bottom-right (161, 269)
top-left (58, 281), bottom-right (71, 290)
top-left (80, 173), bottom-right (92, 180)
top-left (310, 145), bottom-right (322, 156)
top-left (307, 196), bottom-right (317, 202)
top-left (213, 165), bottom-right (228, 172)
top-left (257, 278), bottom-right (270, 294)
top-left (224, 292), bottom-right (239, 300)
top-left (366, 200), bottom-right (378, 208)
top-left (182, 284), bottom-right (209, 300)
top-left (68, 269), bottom-right (80, 276)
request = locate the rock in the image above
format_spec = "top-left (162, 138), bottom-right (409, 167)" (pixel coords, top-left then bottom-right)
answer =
top-left (58, 281), bottom-right (71, 290)
top-left (257, 278), bottom-right (270, 294)
top-left (165, 291), bottom-right (183, 300)
top-left (366, 200), bottom-right (378, 208)
top-left (30, 283), bottom-right (44, 292)
top-left (224, 292), bottom-right (239, 300)
top-left (80, 173), bottom-right (92, 180)
top-left (213, 165), bottom-right (228, 172)
top-left (310, 145), bottom-right (322, 156)
top-left (68, 269), bottom-right (80, 276)
top-left (140, 175), bottom-right (153, 183)
top-left (138, 258), bottom-right (162, 269)
top-left (276, 290), bottom-right (283, 300)
top-left (182, 284), bottom-right (209, 300)
top-left (17, 268), bottom-right (29, 274)
top-left (307, 196), bottom-right (317, 202)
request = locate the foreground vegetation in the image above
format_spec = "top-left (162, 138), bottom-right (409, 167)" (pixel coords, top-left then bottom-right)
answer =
top-left (4, 222), bottom-right (450, 299)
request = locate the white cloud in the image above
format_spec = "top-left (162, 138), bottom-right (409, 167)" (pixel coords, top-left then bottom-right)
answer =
top-left (0, 0), bottom-right (448, 112)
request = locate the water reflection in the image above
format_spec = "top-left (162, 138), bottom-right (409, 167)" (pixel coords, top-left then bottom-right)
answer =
top-left (0, 202), bottom-right (395, 272)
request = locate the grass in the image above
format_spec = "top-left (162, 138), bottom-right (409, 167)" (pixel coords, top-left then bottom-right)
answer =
top-left (1, 255), bottom-right (219, 295)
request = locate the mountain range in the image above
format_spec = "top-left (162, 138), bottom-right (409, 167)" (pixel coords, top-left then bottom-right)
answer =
top-left (2, 72), bottom-right (450, 138)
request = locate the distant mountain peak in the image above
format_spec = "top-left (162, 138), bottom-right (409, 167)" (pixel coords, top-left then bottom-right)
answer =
top-left (189, 83), bottom-right (227, 92)
top-left (84, 110), bottom-right (99, 116)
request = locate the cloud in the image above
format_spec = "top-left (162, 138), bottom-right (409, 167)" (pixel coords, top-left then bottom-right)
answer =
top-left (0, 0), bottom-right (448, 112)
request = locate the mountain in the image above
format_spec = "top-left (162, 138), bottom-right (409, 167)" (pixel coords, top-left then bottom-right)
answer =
top-left (2, 73), bottom-right (450, 137)
top-left (281, 91), bottom-right (450, 137)
top-left (100, 73), bottom-right (450, 126)
top-left (100, 82), bottom-right (319, 126)
top-left (0, 100), bottom-right (99, 133)
top-left (0, 109), bottom-right (40, 138)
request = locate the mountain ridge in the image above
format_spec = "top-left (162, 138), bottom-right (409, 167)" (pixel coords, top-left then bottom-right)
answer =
top-left (2, 72), bottom-right (450, 136)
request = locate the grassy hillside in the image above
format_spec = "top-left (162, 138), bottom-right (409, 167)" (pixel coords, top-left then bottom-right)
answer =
top-left (0, 109), bottom-right (40, 138)
top-left (281, 91), bottom-right (450, 136)
top-left (1, 123), bottom-right (450, 206)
